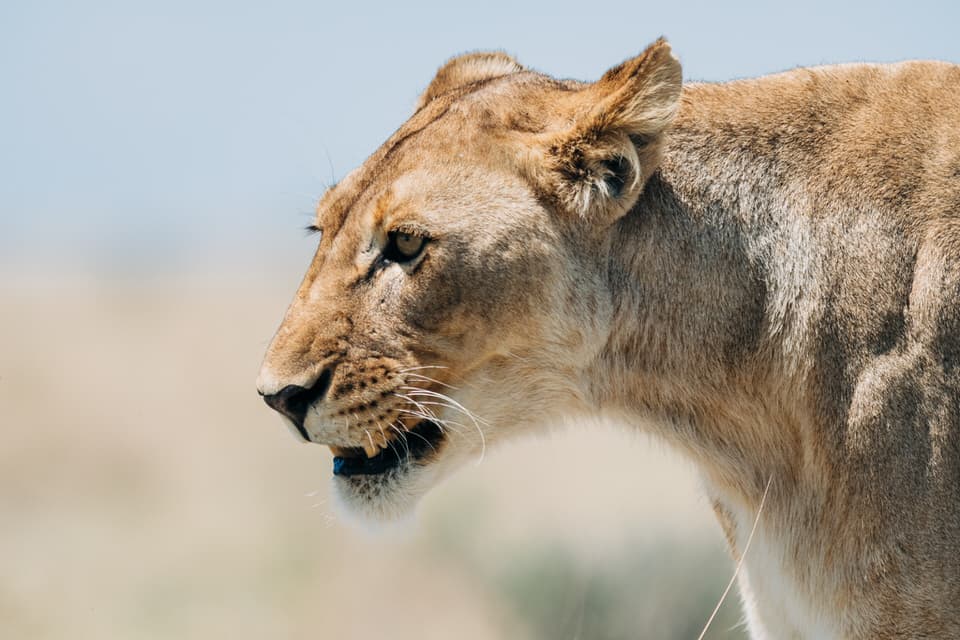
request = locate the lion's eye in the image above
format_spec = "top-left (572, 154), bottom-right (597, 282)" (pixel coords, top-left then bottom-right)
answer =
top-left (384, 230), bottom-right (427, 263)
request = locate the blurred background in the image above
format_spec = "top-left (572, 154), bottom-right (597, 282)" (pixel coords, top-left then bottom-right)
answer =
top-left (2, 1), bottom-right (957, 638)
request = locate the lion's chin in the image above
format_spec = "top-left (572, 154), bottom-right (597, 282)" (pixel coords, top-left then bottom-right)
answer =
top-left (329, 458), bottom-right (443, 525)
top-left (320, 414), bottom-right (494, 526)
top-left (321, 419), bottom-right (450, 524)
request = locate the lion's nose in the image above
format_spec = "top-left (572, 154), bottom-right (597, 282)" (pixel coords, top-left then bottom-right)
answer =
top-left (260, 369), bottom-right (333, 439)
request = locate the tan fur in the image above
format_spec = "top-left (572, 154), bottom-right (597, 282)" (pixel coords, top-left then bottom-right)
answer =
top-left (258, 40), bottom-right (960, 638)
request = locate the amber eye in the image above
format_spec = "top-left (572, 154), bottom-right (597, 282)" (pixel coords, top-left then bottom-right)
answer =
top-left (384, 230), bottom-right (427, 263)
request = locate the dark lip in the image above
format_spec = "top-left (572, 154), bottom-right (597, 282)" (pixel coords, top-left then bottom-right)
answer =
top-left (332, 420), bottom-right (444, 477)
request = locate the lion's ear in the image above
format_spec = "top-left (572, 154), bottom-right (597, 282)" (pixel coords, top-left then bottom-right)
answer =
top-left (416, 51), bottom-right (524, 111)
top-left (545, 39), bottom-right (682, 223)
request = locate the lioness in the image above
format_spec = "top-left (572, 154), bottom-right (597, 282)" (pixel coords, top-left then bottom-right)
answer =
top-left (257, 39), bottom-right (960, 638)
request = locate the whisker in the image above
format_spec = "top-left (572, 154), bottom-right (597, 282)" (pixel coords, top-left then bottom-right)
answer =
top-left (397, 422), bottom-right (439, 455)
top-left (393, 406), bottom-right (457, 435)
top-left (399, 388), bottom-right (491, 425)
top-left (398, 365), bottom-right (450, 374)
top-left (404, 372), bottom-right (459, 391)
top-left (696, 476), bottom-right (773, 640)
top-left (388, 424), bottom-right (411, 457)
top-left (393, 407), bottom-right (471, 436)
top-left (392, 392), bottom-right (442, 423)
top-left (397, 387), bottom-right (487, 465)
top-left (401, 399), bottom-right (468, 414)
top-left (375, 422), bottom-right (400, 458)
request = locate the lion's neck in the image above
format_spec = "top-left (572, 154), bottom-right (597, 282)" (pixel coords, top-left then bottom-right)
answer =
top-left (575, 66), bottom-right (960, 639)
top-left (592, 98), bottom-right (825, 502)
top-left (587, 93), bottom-right (846, 637)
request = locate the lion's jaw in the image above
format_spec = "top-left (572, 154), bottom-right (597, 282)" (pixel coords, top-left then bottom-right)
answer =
top-left (325, 356), bottom-right (591, 523)
top-left (256, 41), bottom-right (680, 522)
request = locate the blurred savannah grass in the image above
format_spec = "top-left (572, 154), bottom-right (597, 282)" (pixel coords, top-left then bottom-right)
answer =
top-left (0, 274), bottom-right (745, 639)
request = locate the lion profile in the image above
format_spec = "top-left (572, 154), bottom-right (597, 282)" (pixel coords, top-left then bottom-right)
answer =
top-left (258, 39), bottom-right (960, 638)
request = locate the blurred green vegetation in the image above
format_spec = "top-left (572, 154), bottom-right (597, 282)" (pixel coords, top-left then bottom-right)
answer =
top-left (425, 511), bottom-right (747, 640)
top-left (493, 540), bottom-right (746, 640)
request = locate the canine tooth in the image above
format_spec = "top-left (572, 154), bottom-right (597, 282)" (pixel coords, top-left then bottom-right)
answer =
top-left (362, 440), bottom-right (379, 458)
top-left (329, 445), bottom-right (348, 457)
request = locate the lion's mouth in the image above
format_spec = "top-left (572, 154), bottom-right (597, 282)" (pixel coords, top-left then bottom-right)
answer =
top-left (329, 420), bottom-right (445, 477)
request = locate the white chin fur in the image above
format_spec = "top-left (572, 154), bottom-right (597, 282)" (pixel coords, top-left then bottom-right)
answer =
top-left (330, 464), bottom-right (435, 526)
top-left (329, 447), bottom-right (467, 526)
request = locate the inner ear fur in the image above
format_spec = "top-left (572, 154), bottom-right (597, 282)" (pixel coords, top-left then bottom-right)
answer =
top-left (416, 51), bottom-right (524, 111)
top-left (546, 38), bottom-right (682, 221)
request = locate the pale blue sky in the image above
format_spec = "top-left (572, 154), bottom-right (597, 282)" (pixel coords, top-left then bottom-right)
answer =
top-left (2, 0), bottom-right (958, 275)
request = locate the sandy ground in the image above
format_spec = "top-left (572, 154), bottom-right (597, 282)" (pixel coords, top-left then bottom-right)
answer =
top-left (0, 276), bottom-right (744, 639)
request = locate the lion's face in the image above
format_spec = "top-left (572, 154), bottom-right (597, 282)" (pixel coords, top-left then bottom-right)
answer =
top-left (257, 41), bottom-right (681, 521)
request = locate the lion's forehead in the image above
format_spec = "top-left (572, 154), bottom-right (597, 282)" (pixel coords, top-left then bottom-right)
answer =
top-left (315, 145), bottom-right (520, 242)
top-left (314, 76), bottom-right (576, 236)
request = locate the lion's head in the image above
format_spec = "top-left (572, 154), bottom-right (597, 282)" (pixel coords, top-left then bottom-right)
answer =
top-left (257, 39), bottom-right (681, 522)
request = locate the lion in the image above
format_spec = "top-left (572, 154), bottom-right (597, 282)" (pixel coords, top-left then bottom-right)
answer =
top-left (257, 39), bottom-right (960, 638)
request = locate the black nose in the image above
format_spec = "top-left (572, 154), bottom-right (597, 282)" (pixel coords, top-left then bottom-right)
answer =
top-left (261, 369), bottom-right (333, 436)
